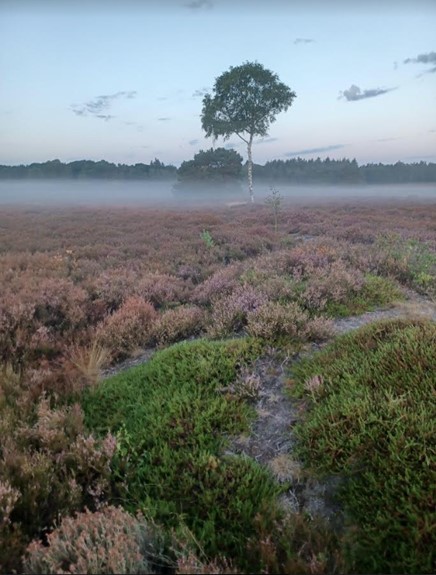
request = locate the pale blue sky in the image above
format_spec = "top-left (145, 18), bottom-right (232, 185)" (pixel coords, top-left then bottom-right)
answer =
top-left (1, 0), bottom-right (435, 167)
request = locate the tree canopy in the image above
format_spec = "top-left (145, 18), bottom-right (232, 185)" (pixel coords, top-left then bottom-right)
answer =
top-left (177, 147), bottom-right (243, 182)
top-left (201, 62), bottom-right (296, 201)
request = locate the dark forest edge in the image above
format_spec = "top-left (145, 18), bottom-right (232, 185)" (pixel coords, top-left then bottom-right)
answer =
top-left (1, 156), bottom-right (436, 184)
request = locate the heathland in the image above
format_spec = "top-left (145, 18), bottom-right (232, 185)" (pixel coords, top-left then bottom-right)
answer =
top-left (0, 198), bottom-right (435, 573)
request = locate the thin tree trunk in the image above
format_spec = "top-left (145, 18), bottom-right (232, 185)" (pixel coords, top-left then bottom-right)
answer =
top-left (247, 136), bottom-right (254, 203)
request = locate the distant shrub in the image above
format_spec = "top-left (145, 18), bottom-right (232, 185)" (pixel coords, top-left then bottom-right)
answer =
top-left (301, 261), bottom-right (365, 312)
top-left (136, 273), bottom-right (189, 308)
top-left (246, 301), bottom-right (332, 342)
top-left (257, 275), bottom-right (296, 302)
top-left (97, 297), bottom-right (157, 360)
top-left (207, 285), bottom-right (268, 338)
top-left (0, 301), bottom-right (36, 368)
top-left (152, 305), bottom-right (205, 346)
top-left (288, 241), bottom-right (340, 277)
top-left (31, 278), bottom-right (88, 333)
top-left (25, 506), bottom-right (168, 575)
top-left (0, 277), bottom-right (88, 368)
top-left (191, 264), bottom-right (242, 305)
top-left (90, 269), bottom-right (139, 313)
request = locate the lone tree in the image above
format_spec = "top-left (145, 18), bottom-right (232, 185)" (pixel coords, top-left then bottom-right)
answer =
top-left (201, 61), bottom-right (296, 202)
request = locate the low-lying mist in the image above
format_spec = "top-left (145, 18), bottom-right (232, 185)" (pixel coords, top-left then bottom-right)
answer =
top-left (0, 179), bottom-right (435, 208)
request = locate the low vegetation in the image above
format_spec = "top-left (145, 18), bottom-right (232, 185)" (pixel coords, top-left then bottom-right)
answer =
top-left (0, 201), bottom-right (435, 573)
top-left (82, 338), bottom-right (280, 563)
top-left (290, 318), bottom-right (436, 574)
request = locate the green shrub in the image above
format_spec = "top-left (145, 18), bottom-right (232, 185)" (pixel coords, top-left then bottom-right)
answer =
top-left (374, 233), bottom-right (436, 296)
top-left (290, 318), bottom-right (436, 573)
top-left (323, 274), bottom-right (403, 317)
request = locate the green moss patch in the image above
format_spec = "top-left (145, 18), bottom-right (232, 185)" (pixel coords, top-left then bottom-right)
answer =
top-left (82, 338), bottom-right (279, 562)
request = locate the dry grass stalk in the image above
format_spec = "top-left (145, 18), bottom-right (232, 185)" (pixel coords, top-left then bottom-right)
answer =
top-left (69, 340), bottom-right (111, 387)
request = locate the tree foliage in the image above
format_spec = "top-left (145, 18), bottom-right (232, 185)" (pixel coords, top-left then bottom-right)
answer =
top-left (201, 62), bottom-right (296, 201)
top-left (177, 147), bottom-right (243, 182)
top-left (201, 62), bottom-right (296, 141)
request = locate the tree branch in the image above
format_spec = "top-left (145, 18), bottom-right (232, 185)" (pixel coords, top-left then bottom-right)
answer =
top-left (235, 132), bottom-right (249, 145)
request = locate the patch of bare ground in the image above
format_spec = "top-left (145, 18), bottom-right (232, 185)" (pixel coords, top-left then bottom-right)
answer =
top-left (224, 288), bottom-right (436, 529)
top-left (101, 348), bottom-right (156, 378)
top-left (223, 351), bottom-right (345, 530)
top-left (332, 289), bottom-right (436, 335)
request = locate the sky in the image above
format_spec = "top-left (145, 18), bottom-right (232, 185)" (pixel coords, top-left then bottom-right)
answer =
top-left (1, 0), bottom-right (435, 167)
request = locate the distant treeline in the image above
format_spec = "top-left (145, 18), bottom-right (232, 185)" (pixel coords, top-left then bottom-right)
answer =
top-left (0, 159), bottom-right (177, 180)
top-left (1, 156), bottom-right (436, 184)
top-left (254, 158), bottom-right (436, 184)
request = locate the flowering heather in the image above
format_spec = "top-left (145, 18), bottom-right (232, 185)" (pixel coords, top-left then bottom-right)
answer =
top-left (90, 268), bottom-right (140, 313)
top-left (0, 365), bottom-right (117, 572)
top-left (135, 272), bottom-right (190, 308)
top-left (0, 202), bottom-right (432, 374)
top-left (191, 263), bottom-right (243, 305)
top-left (0, 201), bottom-right (434, 572)
top-left (246, 301), bottom-right (333, 342)
top-left (25, 506), bottom-right (164, 574)
top-left (207, 284), bottom-right (268, 338)
top-left (301, 260), bottom-right (365, 312)
top-left (152, 305), bottom-right (205, 346)
top-left (97, 297), bottom-right (157, 360)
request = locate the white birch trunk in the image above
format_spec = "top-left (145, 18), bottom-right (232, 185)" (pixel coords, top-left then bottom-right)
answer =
top-left (247, 136), bottom-right (254, 203)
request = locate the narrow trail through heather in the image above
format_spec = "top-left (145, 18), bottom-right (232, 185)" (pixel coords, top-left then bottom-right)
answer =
top-left (226, 293), bottom-right (436, 525)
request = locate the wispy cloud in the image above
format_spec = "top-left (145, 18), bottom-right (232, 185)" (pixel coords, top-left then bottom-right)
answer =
top-left (294, 38), bottom-right (314, 45)
top-left (158, 117), bottom-right (171, 121)
top-left (255, 137), bottom-right (278, 145)
top-left (183, 0), bottom-right (213, 9)
top-left (339, 84), bottom-right (395, 102)
top-left (95, 114), bottom-right (114, 122)
top-left (192, 87), bottom-right (209, 98)
top-left (188, 139), bottom-right (199, 145)
top-left (71, 91), bottom-right (137, 119)
top-left (376, 137), bottom-right (401, 142)
top-left (403, 51), bottom-right (436, 76)
top-left (285, 144), bottom-right (345, 157)
top-left (404, 51), bottom-right (436, 65)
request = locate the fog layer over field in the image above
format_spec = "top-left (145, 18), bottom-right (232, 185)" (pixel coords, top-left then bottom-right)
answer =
top-left (0, 179), bottom-right (435, 207)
